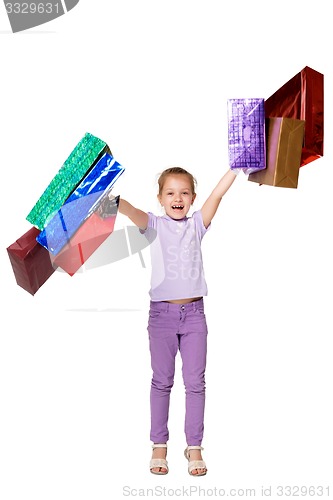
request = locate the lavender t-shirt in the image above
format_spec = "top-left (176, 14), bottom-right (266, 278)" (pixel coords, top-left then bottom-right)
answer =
top-left (143, 210), bottom-right (210, 302)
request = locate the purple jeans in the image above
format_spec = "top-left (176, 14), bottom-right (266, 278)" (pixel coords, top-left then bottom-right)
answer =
top-left (147, 298), bottom-right (208, 446)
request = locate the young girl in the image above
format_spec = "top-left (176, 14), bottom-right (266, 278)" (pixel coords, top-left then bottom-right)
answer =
top-left (118, 166), bottom-right (237, 476)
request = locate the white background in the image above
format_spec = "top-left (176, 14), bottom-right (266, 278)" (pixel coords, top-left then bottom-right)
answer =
top-left (1, 1), bottom-right (332, 498)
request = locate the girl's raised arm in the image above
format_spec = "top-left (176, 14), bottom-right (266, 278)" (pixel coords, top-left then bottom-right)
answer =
top-left (118, 198), bottom-right (149, 230)
top-left (201, 169), bottom-right (237, 228)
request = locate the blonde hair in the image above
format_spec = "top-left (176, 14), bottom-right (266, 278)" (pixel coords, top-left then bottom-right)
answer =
top-left (157, 167), bottom-right (197, 195)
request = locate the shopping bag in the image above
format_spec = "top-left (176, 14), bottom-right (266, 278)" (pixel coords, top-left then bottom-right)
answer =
top-left (248, 117), bottom-right (305, 188)
top-left (52, 195), bottom-right (120, 276)
top-left (36, 153), bottom-right (124, 255)
top-left (265, 66), bottom-right (323, 166)
top-left (7, 226), bottom-right (56, 295)
top-left (227, 98), bottom-right (266, 174)
top-left (26, 132), bottom-right (111, 230)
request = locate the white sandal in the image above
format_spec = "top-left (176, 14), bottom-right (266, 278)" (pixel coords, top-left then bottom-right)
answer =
top-left (150, 444), bottom-right (168, 475)
top-left (184, 446), bottom-right (207, 476)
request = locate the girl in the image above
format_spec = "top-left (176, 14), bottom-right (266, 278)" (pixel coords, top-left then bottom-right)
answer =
top-left (118, 166), bottom-right (237, 476)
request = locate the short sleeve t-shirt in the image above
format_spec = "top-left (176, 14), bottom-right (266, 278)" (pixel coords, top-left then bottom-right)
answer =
top-left (142, 210), bottom-right (210, 301)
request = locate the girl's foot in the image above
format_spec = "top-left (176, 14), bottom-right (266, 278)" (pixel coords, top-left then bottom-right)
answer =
top-left (184, 446), bottom-right (207, 476)
top-left (150, 444), bottom-right (168, 474)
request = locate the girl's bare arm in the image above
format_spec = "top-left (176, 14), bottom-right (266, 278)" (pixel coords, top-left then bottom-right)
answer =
top-left (118, 198), bottom-right (149, 230)
top-left (201, 169), bottom-right (237, 228)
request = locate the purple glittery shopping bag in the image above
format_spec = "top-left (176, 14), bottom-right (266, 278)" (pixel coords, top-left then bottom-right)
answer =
top-left (227, 98), bottom-right (266, 174)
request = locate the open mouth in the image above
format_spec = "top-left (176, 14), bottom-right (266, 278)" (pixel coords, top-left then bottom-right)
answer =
top-left (172, 205), bottom-right (184, 210)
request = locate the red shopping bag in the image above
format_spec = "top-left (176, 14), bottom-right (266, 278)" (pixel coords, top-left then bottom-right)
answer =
top-left (265, 66), bottom-right (324, 166)
top-left (52, 196), bottom-right (119, 276)
top-left (7, 226), bottom-right (56, 295)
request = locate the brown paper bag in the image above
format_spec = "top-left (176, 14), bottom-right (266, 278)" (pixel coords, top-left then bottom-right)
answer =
top-left (248, 117), bottom-right (305, 188)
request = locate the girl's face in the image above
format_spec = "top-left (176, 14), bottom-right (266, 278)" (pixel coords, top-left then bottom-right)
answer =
top-left (157, 174), bottom-right (196, 219)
